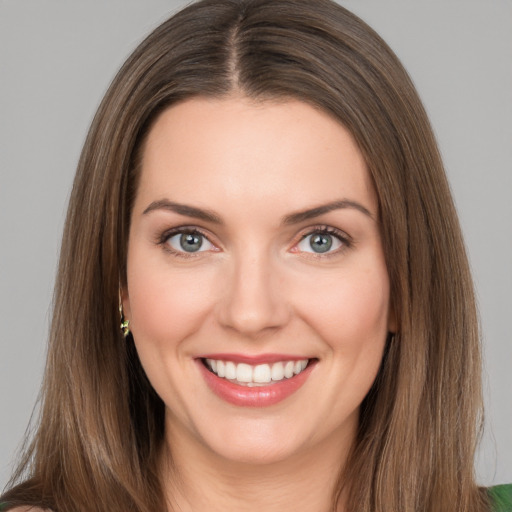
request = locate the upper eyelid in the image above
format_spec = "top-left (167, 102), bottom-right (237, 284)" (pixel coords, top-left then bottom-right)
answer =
top-left (296, 225), bottom-right (351, 242)
top-left (159, 225), bottom-right (214, 242)
top-left (292, 226), bottom-right (352, 258)
top-left (158, 227), bottom-right (217, 258)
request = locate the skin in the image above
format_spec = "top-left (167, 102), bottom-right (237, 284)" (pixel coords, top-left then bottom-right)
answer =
top-left (123, 96), bottom-right (394, 512)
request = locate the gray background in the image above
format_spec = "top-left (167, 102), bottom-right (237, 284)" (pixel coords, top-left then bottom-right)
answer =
top-left (1, 0), bottom-right (511, 490)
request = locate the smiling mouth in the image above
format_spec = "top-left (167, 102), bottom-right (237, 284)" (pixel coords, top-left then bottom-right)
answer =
top-left (202, 358), bottom-right (312, 387)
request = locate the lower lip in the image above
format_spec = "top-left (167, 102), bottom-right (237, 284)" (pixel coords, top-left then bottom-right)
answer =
top-left (198, 360), bottom-right (315, 407)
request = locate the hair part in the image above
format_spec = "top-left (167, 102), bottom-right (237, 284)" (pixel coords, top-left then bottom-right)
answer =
top-left (2, 1), bottom-right (489, 511)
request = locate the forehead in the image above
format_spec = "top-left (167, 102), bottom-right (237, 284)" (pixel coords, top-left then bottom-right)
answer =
top-left (136, 96), bottom-right (377, 217)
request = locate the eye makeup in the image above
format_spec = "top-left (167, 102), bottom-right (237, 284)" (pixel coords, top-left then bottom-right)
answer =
top-left (153, 223), bottom-right (353, 260)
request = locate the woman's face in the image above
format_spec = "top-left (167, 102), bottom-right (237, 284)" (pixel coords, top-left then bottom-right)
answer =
top-left (124, 97), bottom-right (394, 465)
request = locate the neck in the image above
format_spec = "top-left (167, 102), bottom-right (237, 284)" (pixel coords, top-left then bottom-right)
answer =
top-left (160, 414), bottom-right (353, 512)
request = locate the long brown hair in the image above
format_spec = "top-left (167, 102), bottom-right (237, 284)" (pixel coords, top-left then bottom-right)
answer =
top-left (1, 1), bottom-right (489, 510)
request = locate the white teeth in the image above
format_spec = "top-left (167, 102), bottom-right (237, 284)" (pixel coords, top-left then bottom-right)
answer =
top-left (253, 364), bottom-right (271, 383)
top-left (271, 362), bottom-right (284, 381)
top-left (225, 361), bottom-right (237, 380)
top-left (216, 360), bottom-right (225, 378)
top-left (205, 358), bottom-right (309, 385)
top-left (236, 363), bottom-right (253, 382)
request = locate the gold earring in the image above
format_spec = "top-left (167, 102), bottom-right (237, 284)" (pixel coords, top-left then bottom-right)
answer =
top-left (119, 290), bottom-right (131, 338)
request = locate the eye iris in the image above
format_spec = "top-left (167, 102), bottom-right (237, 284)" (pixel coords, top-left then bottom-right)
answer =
top-left (180, 233), bottom-right (203, 252)
top-left (310, 233), bottom-right (332, 253)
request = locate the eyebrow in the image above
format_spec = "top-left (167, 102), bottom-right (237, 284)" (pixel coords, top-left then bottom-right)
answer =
top-left (142, 199), bottom-right (223, 224)
top-left (282, 199), bottom-right (374, 224)
top-left (142, 198), bottom-right (374, 225)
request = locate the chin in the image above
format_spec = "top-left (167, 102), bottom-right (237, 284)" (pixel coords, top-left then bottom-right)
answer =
top-left (209, 434), bottom-right (305, 466)
top-left (175, 410), bottom-right (313, 466)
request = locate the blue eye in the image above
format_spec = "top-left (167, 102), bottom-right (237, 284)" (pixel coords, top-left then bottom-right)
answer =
top-left (297, 231), bottom-right (344, 254)
top-left (165, 231), bottom-right (214, 253)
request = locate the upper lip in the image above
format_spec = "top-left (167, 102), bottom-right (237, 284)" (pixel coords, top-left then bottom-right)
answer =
top-left (197, 353), bottom-right (312, 365)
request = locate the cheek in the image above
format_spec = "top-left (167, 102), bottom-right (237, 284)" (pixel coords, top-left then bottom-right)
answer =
top-left (126, 252), bottom-right (218, 347)
top-left (298, 263), bottom-right (390, 412)
top-left (295, 263), bottom-right (390, 352)
top-left (326, 269), bottom-right (389, 407)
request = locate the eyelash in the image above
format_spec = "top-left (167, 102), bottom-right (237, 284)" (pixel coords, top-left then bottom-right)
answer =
top-left (295, 225), bottom-right (352, 258)
top-left (156, 225), bottom-right (352, 259)
top-left (157, 227), bottom-right (214, 259)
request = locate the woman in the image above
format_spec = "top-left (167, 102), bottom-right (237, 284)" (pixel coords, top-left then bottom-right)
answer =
top-left (1, 0), bottom-right (510, 510)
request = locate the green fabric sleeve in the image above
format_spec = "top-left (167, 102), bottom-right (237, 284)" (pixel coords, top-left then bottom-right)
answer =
top-left (489, 484), bottom-right (512, 512)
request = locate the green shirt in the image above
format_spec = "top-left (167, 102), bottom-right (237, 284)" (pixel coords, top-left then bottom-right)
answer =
top-left (489, 484), bottom-right (512, 512)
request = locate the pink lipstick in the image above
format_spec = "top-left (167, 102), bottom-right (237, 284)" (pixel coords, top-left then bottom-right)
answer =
top-left (196, 355), bottom-right (316, 407)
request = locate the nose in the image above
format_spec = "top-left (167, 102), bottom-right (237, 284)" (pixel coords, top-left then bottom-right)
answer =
top-left (216, 252), bottom-right (290, 337)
